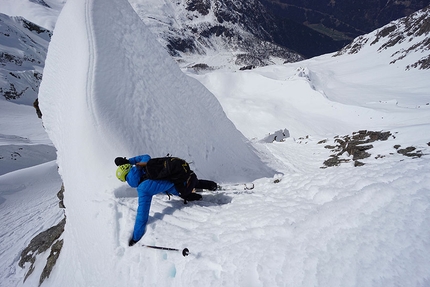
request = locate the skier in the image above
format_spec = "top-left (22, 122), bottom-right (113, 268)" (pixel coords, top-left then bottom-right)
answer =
top-left (114, 155), bottom-right (217, 246)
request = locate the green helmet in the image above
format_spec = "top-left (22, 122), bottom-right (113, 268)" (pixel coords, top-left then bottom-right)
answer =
top-left (116, 164), bottom-right (131, 182)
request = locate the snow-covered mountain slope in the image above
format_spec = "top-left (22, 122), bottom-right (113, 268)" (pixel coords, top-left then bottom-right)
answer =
top-left (190, 6), bottom-right (430, 140)
top-left (0, 0), bottom-right (64, 31)
top-left (0, 100), bottom-right (56, 175)
top-left (0, 0), bottom-right (64, 105)
top-left (193, 43), bottom-right (430, 142)
top-left (36, 0), bottom-right (276, 283)
top-left (0, 161), bottom-right (63, 287)
top-left (0, 13), bottom-right (51, 104)
top-left (0, 1), bottom-right (430, 287)
top-left (0, 11), bottom-right (57, 177)
top-left (129, 0), bottom-right (303, 69)
top-left (335, 4), bottom-right (430, 70)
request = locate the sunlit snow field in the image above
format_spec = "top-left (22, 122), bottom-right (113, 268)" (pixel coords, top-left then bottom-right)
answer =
top-left (0, 0), bottom-right (429, 286)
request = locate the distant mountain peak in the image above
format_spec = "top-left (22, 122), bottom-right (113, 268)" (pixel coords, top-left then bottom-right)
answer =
top-left (130, 0), bottom-right (304, 70)
top-left (334, 5), bottom-right (430, 70)
top-left (0, 13), bottom-right (50, 103)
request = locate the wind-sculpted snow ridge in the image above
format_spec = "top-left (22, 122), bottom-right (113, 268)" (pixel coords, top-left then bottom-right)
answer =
top-left (39, 0), bottom-right (274, 183)
top-left (38, 0), bottom-right (275, 285)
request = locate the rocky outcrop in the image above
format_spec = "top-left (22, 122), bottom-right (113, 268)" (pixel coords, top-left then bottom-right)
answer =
top-left (39, 239), bottom-right (63, 286)
top-left (321, 130), bottom-right (392, 167)
top-left (19, 217), bottom-right (65, 285)
top-left (320, 130), bottom-right (427, 168)
top-left (57, 183), bottom-right (65, 209)
top-left (19, 184), bottom-right (66, 286)
top-left (395, 145), bottom-right (425, 158)
top-left (33, 98), bottom-right (43, 118)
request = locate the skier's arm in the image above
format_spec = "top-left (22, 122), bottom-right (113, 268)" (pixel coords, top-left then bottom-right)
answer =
top-left (128, 154), bottom-right (151, 166)
top-left (135, 162), bottom-right (147, 168)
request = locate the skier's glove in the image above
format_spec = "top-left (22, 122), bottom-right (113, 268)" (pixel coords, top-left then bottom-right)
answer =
top-left (115, 157), bottom-right (130, 166)
top-left (128, 238), bottom-right (137, 247)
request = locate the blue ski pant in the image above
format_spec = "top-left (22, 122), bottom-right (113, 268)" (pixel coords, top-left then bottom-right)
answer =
top-left (132, 179), bottom-right (179, 241)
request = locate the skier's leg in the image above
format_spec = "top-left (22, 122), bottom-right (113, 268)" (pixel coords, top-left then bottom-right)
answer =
top-left (133, 179), bottom-right (176, 242)
top-left (195, 179), bottom-right (218, 191)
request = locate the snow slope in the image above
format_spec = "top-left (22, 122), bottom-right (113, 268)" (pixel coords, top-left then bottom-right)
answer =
top-left (192, 54), bottom-right (430, 141)
top-left (1, 1), bottom-right (430, 287)
top-left (190, 6), bottom-right (430, 141)
top-left (36, 0), bottom-right (274, 285)
top-left (0, 161), bottom-right (63, 287)
top-left (0, 0), bottom-right (64, 31)
top-left (0, 100), bottom-right (56, 175)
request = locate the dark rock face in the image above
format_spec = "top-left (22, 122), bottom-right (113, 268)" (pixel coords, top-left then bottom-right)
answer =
top-left (19, 218), bottom-right (65, 284)
top-left (19, 184), bottom-right (66, 286)
top-left (33, 98), bottom-right (43, 118)
top-left (57, 184), bottom-right (65, 208)
top-left (39, 239), bottom-right (63, 286)
top-left (166, 36), bottom-right (198, 55)
top-left (186, 0), bottom-right (211, 15)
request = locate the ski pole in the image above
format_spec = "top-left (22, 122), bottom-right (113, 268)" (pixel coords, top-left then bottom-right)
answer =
top-left (142, 244), bottom-right (190, 257)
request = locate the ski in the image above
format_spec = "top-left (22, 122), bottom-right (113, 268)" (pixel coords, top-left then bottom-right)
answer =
top-left (218, 182), bottom-right (254, 191)
top-left (195, 182), bottom-right (254, 193)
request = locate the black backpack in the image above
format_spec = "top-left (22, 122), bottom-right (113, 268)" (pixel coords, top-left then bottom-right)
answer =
top-left (145, 157), bottom-right (192, 185)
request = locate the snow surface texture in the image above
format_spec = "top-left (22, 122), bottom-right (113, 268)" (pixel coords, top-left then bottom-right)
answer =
top-left (0, 161), bottom-right (63, 287)
top-left (36, 0), bottom-right (273, 285)
top-left (39, 0), bottom-right (272, 183)
top-left (0, 100), bottom-right (56, 175)
top-left (0, 0), bottom-right (64, 30)
top-left (1, 0), bottom-right (430, 287)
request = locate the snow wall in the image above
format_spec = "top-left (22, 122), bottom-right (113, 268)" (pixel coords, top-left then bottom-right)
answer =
top-left (40, 0), bottom-right (275, 184)
top-left (38, 0), bottom-right (275, 285)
